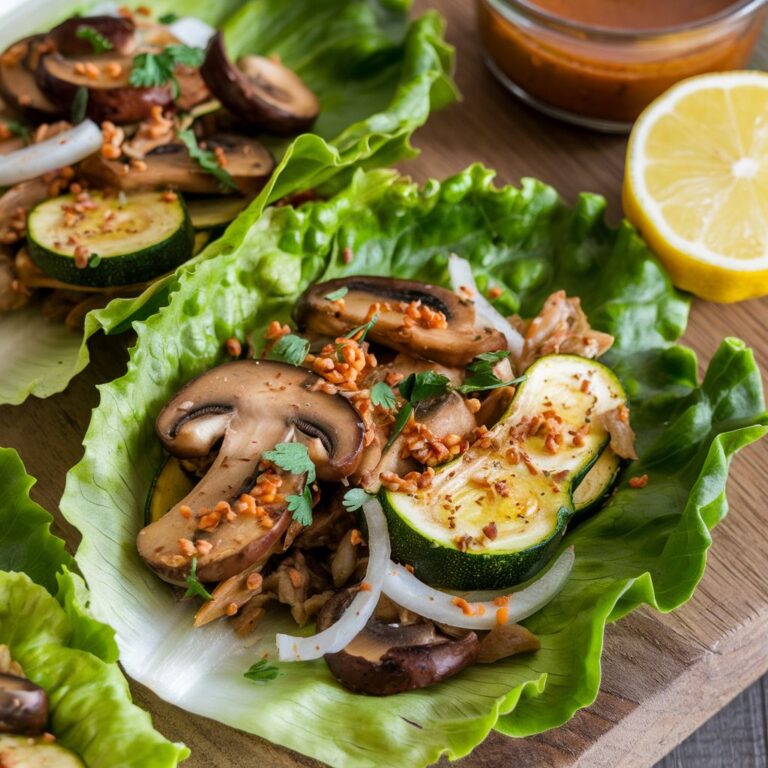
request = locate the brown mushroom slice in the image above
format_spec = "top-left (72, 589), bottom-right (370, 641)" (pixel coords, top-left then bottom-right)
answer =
top-left (200, 33), bottom-right (319, 135)
top-left (47, 16), bottom-right (137, 56)
top-left (138, 360), bottom-right (365, 585)
top-left (0, 673), bottom-right (48, 735)
top-left (318, 591), bottom-right (479, 695)
top-left (79, 135), bottom-right (274, 195)
top-left (295, 277), bottom-right (507, 368)
top-left (0, 37), bottom-right (61, 120)
top-left (476, 623), bottom-right (541, 663)
top-left (36, 52), bottom-right (172, 124)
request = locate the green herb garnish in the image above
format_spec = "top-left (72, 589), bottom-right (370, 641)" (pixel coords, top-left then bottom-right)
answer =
top-left (244, 658), bottom-right (279, 684)
top-left (370, 381), bottom-right (396, 410)
top-left (71, 86), bottom-right (88, 124)
top-left (129, 45), bottom-right (205, 98)
top-left (266, 333), bottom-right (310, 367)
top-left (176, 129), bottom-right (238, 191)
top-left (76, 24), bottom-right (114, 53)
top-left (324, 286), bottom-right (348, 301)
top-left (342, 488), bottom-right (373, 512)
top-left (183, 556), bottom-right (212, 601)
top-left (263, 443), bottom-right (316, 526)
top-left (1, 119), bottom-right (29, 140)
top-left (457, 351), bottom-right (526, 394)
top-left (159, 12), bottom-right (180, 24)
top-left (89, 254), bottom-right (103, 268)
top-left (345, 313), bottom-right (378, 342)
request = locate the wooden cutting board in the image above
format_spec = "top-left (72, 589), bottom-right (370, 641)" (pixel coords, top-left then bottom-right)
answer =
top-left (2, 1), bottom-right (768, 765)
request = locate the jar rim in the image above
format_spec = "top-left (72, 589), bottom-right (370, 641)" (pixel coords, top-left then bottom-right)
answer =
top-left (486, 0), bottom-right (768, 40)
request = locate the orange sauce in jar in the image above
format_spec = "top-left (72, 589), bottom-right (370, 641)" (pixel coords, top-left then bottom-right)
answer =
top-left (477, 0), bottom-right (767, 128)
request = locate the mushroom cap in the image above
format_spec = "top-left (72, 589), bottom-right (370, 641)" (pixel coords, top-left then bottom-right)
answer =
top-left (295, 276), bottom-right (507, 368)
top-left (200, 33), bottom-right (319, 135)
top-left (0, 673), bottom-right (48, 735)
top-left (47, 15), bottom-right (137, 57)
top-left (139, 360), bottom-right (365, 584)
top-left (318, 591), bottom-right (479, 695)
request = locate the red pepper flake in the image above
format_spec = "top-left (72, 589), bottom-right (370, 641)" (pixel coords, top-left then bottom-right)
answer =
top-left (580, 378), bottom-right (591, 393)
top-left (342, 246), bottom-right (353, 264)
top-left (404, 563), bottom-right (415, 574)
top-left (246, 572), bottom-right (263, 591)
top-left (359, 581), bottom-right (372, 592)
top-left (179, 505), bottom-right (193, 519)
top-left (349, 529), bottom-right (363, 546)
top-left (452, 597), bottom-right (475, 616)
top-left (288, 568), bottom-right (303, 588)
top-left (493, 596), bottom-right (509, 607)
top-left (225, 602), bottom-right (239, 617)
top-left (496, 606), bottom-right (509, 626)
top-left (629, 474), bottom-right (649, 489)
top-left (482, 521), bottom-right (498, 540)
top-left (225, 337), bottom-right (242, 357)
top-left (487, 285), bottom-right (502, 299)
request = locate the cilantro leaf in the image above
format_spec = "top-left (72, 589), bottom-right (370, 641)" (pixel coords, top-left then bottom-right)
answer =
top-left (71, 86), bottom-right (88, 124)
top-left (129, 45), bottom-right (205, 98)
top-left (76, 24), bottom-right (114, 53)
top-left (370, 381), bottom-right (396, 410)
top-left (397, 371), bottom-right (451, 403)
top-left (166, 44), bottom-right (206, 68)
top-left (266, 333), bottom-right (309, 366)
top-left (342, 488), bottom-right (372, 512)
top-left (286, 486), bottom-right (313, 526)
top-left (176, 129), bottom-right (238, 191)
top-left (184, 556), bottom-right (212, 601)
top-left (244, 659), bottom-right (279, 684)
top-left (472, 350), bottom-right (511, 365)
top-left (159, 12), bottom-right (180, 24)
top-left (324, 286), bottom-right (348, 301)
top-left (344, 313), bottom-right (378, 342)
top-left (456, 352), bottom-right (525, 394)
top-left (263, 442), bottom-right (316, 483)
top-left (384, 401), bottom-right (412, 451)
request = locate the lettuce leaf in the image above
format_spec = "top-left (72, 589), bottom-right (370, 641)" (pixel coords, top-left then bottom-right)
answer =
top-left (61, 167), bottom-right (768, 767)
top-left (0, 447), bottom-right (189, 767)
top-left (0, 0), bottom-right (455, 405)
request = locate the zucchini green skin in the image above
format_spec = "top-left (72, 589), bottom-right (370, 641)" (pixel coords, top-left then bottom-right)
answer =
top-left (27, 192), bottom-right (195, 288)
top-left (384, 355), bottom-right (628, 590)
top-left (572, 448), bottom-right (623, 517)
top-left (144, 456), bottom-right (195, 526)
top-left (382, 492), bottom-right (573, 588)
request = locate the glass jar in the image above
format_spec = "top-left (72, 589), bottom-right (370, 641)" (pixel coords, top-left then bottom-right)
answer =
top-left (477, 0), bottom-right (768, 132)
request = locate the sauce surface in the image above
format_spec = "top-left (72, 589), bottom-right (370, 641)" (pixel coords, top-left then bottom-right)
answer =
top-left (528, 0), bottom-right (745, 31)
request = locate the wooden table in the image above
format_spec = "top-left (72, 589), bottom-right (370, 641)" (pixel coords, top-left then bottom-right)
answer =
top-left (2, 1), bottom-right (768, 765)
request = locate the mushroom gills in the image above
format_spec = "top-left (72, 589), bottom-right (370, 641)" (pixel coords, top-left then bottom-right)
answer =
top-left (200, 33), bottom-right (319, 135)
top-left (0, 673), bottom-right (48, 735)
top-left (318, 590), bottom-right (479, 695)
top-left (295, 276), bottom-right (507, 368)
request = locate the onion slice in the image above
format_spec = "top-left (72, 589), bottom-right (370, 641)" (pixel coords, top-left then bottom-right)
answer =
top-left (448, 253), bottom-right (524, 360)
top-left (382, 547), bottom-right (574, 630)
top-left (0, 120), bottom-right (102, 187)
top-left (276, 499), bottom-right (391, 661)
top-left (169, 17), bottom-right (216, 48)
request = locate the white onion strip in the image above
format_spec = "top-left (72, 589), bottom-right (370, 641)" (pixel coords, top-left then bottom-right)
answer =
top-left (168, 17), bottom-right (216, 48)
top-left (382, 547), bottom-right (574, 630)
top-left (448, 253), bottom-right (524, 360)
top-left (276, 499), bottom-right (391, 661)
top-left (0, 120), bottom-right (102, 187)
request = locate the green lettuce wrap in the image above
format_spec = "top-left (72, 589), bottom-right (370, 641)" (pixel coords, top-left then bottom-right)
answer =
top-left (60, 167), bottom-right (768, 767)
top-left (0, 0), bottom-right (455, 406)
top-left (0, 447), bottom-right (189, 767)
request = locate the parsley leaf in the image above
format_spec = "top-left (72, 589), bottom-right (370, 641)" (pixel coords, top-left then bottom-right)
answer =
top-left (184, 556), bottom-right (212, 601)
top-left (244, 658), bottom-right (279, 684)
top-left (129, 45), bottom-right (205, 97)
top-left (71, 86), bottom-right (88, 124)
top-left (286, 486), bottom-right (313, 526)
top-left (1, 119), bottom-right (29, 140)
top-left (76, 24), bottom-right (114, 53)
top-left (263, 442), bottom-right (316, 483)
top-left (176, 129), bottom-right (238, 191)
top-left (266, 333), bottom-right (309, 367)
top-left (397, 371), bottom-right (451, 403)
top-left (159, 12), bottom-right (180, 24)
top-left (370, 381), bottom-right (396, 410)
top-left (324, 286), bottom-right (348, 301)
top-left (344, 313), bottom-right (378, 342)
top-left (342, 488), bottom-right (373, 512)
top-left (384, 401), bottom-right (413, 451)
top-left (457, 351), bottom-right (525, 394)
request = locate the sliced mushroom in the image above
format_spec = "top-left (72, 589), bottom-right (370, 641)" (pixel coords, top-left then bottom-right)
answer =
top-left (201, 33), bottom-right (319, 135)
top-left (137, 360), bottom-right (365, 585)
top-left (47, 16), bottom-right (137, 56)
top-left (475, 385), bottom-right (516, 428)
top-left (0, 673), bottom-right (48, 735)
top-left (80, 134), bottom-right (274, 195)
top-left (295, 277), bottom-right (507, 368)
top-left (0, 37), bottom-right (61, 120)
top-left (476, 623), bottom-right (540, 663)
top-left (36, 52), bottom-right (173, 124)
top-left (318, 591), bottom-right (479, 695)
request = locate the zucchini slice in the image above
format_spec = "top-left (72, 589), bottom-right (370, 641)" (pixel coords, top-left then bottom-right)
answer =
top-left (187, 196), bottom-right (248, 230)
top-left (383, 355), bottom-right (628, 589)
top-left (145, 456), bottom-right (196, 525)
top-left (572, 448), bottom-right (622, 516)
top-left (0, 735), bottom-right (84, 767)
top-left (27, 191), bottom-right (195, 287)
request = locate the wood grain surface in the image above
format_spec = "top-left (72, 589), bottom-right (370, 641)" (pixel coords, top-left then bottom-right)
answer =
top-left (1, 1), bottom-right (768, 766)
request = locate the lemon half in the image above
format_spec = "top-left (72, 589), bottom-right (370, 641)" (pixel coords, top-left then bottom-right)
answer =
top-left (623, 71), bottom-right (768, 303)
